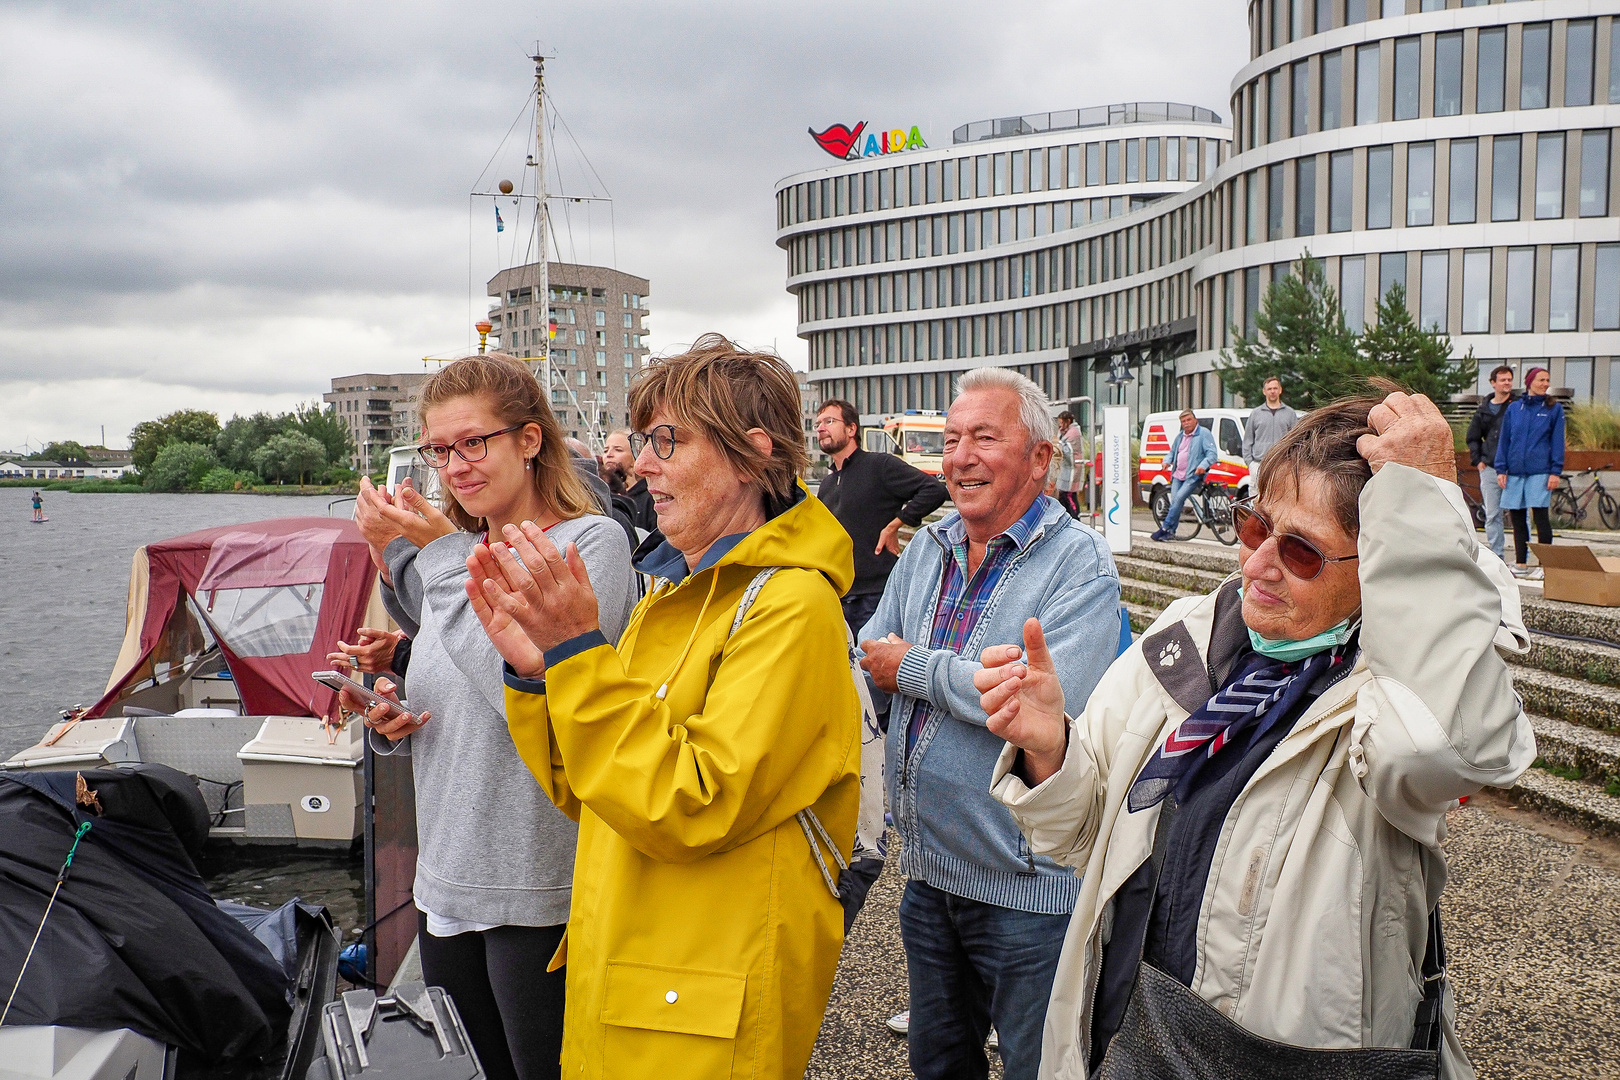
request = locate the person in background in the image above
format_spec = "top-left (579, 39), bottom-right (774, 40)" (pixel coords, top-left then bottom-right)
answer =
top-left (344, 353), bottom-right (636, 1080)
top-left (856, 368), bottom-right (1121, 1080)
top-left (977, 388), bottom-right (1532, 1080)
top-left (1054, 411), bottom-right (1084, 519)
top-left (1241, 376), bottom-right (1300, 477)
top-left (464, 335), bottom-right (860, 1080)
top-left (29, 491), bottom-right (43, 522)
top-left (1151, 410), bottom-right (1218, 543)
top-left (602, 429), bottom-right (656, 533)
top-left (1495, 366), bottom-right (1565, 579)
top-left (1467, 365), bottom-right (1516, 561)
top-left (815, 399), bottom-right (947, 640)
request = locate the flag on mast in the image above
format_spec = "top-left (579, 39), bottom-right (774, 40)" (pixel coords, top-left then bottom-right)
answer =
top-left (495, 205), bottom-right (505, 233)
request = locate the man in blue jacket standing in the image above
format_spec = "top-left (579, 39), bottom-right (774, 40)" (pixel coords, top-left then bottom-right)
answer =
top-left (857, 367), bottom-right (1121, 1080)
top-left (1151, 409), bottom-right (1219, 542)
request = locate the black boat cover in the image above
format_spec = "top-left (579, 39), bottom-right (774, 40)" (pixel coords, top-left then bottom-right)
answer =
top-left (0, 764), bottom-right (293, 1072)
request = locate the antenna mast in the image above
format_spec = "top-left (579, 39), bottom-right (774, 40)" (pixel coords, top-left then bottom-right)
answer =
top-left (531, 51), bottom-right (550, 387)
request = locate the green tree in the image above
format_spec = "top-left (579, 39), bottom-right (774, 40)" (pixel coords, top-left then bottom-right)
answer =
top-left (130, 410), bottom-right (221, 473)
top-left (289, 402), bottom-right (356, 479)
top-left (252, 431), bottom-right (327, 485)
top-left (1217, 253), bottom-right (1362, 409)
top-left (215, 412), bottom-right (289, 473)
top-left (1354, 283), bottom-right (1475, 401)
top-left (36, 440), bottom-right (88, 462)
top-left (144, 442), bottom-right (218, 492)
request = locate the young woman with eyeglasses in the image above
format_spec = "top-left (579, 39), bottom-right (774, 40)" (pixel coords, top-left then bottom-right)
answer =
top-left (344, 353), bottom-right (636, 1080)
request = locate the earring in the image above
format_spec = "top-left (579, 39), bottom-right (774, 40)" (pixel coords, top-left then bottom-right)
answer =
top-left (525, 457), bottom-right (532, 470)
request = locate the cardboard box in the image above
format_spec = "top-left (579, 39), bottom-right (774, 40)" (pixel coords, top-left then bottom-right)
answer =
top-left (1530, 544), bottom-right (1620, 606)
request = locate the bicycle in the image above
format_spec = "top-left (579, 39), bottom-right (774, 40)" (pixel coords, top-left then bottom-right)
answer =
top-left (1550, 466), bottom-right (1620, 531)
top-left (1149, 478), bottom-right (1239, 545)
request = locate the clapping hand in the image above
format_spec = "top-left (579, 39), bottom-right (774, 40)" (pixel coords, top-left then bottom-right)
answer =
top-left (464, 521), bottom-right (601, 680)
top-left (974, 618), bottom-right (1070, 786)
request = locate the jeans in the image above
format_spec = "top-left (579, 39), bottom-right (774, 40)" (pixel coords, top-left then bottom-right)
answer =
top-left (900, 880), bottom-right (1071, 1080)
top-left (1160, 474), bottom-right (1202, 533)
top-left (1478, 465), bottom-right (1505, 560)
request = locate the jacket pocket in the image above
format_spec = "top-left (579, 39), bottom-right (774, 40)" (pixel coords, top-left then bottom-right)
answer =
top-left (601, 960), bottom-right (746, 1075)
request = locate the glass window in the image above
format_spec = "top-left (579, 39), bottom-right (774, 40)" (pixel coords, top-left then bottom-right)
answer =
top-left (1107, 142), bottom-right (1120, 184)
top-left (1379, 252), bottom-right (1407, 308)
top-left (1477, 27), bottom-right (1506, 113)
top-left (992, 153), bottom-right (1008, 196)
top-left (1381, 0), bottom-right (1402, 15)
top-left (1292, 0), bottom-right (1305, 40)
top-left (1167, 138), bottom-right (1180, 181)
top-left (1580, 130), bottom-right (1610, 217)
top-left (1269, 164), bottom-right (1286, 240)
top-left (1612, 22), bottom-right (1620, 103)
top-left (1316, 0), bottom-right (1333, 32)
top-left (1051, 147), bottom-right (1065, 190)
top-left (1549, 245), bottom-right (1580, 330)
top-left (1248, 172), bottom-right (1262, 244)
top-left (1292, 62), bottom-right (1310, 137)
top-left (1434, 32), bottom-right (1463, 116)
top-left (941, 160), bottom-right (955, 203)
top-left (1367, 145), bottom-right (1393, 229)
top-left (1086, 143), bottom-right (1101, 185)
top-left (1393, 37), bottom-right (1420, 120)
top-left (1521, 23), bottom-right (1550, 109)
top-left (1347, 0), bottom-right (1366, 23)
top-left (1492, 135), bottom-right (1521, 221)
top-left (1342, 255), bottom-right (1367, 331)
top-left (1245, 266), bottom-right (1262, 336)
top-left (1566, 20), bottom-right (1596, 108)
top-left (1146, 140), bottom-right (1160, 182)
top-left (1461, 250), bottom-right (1491, 333)
top-left (1419, 251), bottom-right (1448, 332)
top-left (1449, 139), bottom-right (1478, 224)
top-left (1356, 44), bottom-right (1380, 124)
top-left (1330, 149), bottom-right (1355, 231)
top-left (1126, 140), bottom-right (1140, 182)
top-left (1566, 358), bottom-right (1594, 402)
top-left (1505, 247), bottom-right (1535, 331)
top-left (1268, 71), bottom-right (1285, 143)
top-left (976, 155), bottom-right (990, 196)
top-left (1011, 150), bottom-right (1027, 194)
top-left (1321, 50), bottom-right (1343, 130)
top-left (1595, 244), bottom-right (1620, 330)
top-left (1297, 157), bottom-right (1317, 235)
top-left (1407, 143), bottom-right (1435, 226)
top-left (1535, 133), bottom-right (1565, 219)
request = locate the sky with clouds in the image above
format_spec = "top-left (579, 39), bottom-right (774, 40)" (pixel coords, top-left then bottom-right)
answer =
top-left (0, 1), bottom-right (1247, 451)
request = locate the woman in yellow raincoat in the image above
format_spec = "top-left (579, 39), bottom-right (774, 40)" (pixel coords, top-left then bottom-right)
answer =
top-left (464, 335), bottom-right (861, 1079)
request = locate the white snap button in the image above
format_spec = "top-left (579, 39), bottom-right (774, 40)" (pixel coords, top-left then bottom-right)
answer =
top-left (665, 991), bottom-right (678, 1004)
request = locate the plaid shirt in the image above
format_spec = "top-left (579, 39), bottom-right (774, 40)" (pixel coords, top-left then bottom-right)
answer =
top-left (906, 496), bottom-right (1051, 753)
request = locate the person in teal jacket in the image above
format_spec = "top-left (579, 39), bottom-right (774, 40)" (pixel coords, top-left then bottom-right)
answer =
top-left (1152, 411), bottom-right (1219, 542)
top-left (1493, 366), bottom-right (1565, 577)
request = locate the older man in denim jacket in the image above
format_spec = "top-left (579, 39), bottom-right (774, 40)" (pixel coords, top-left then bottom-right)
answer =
top-left (859, 368), bottom-right (1121, 1080)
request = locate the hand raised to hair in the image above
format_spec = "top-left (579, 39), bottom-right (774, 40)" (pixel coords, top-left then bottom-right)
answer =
top-left (974, 618), bottom-right (1069, 786)
top-left (1355, 391), bottom-right (1457, 482)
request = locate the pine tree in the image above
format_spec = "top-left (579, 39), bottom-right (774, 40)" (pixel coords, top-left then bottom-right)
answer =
top-left (1217, 253), bottom-right (1361, 409)
top-left (1354, 283), bottom-right (1475, 401)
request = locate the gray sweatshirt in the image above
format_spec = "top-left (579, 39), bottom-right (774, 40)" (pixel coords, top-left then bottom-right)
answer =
top-left (1241, 403), bottom-right (1299, 466)
top-left (380, 516), bottom-right (635, 927)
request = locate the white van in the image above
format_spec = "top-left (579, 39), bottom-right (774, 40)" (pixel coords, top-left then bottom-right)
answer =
top-left (1137, 408), bottom-right (1254, 515)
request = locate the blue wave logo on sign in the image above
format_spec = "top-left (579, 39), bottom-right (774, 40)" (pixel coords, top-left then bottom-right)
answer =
top-left (1106, 490), bottom-right (1122, 525)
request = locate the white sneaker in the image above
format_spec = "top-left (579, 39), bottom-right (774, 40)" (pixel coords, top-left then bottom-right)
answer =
top-left (886, 1010), bottom-right (909, 1034)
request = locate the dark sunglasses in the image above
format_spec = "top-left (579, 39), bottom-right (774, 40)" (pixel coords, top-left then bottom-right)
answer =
top-left (417, 424), bottom-right (525, 468)
top-left (1232, 502), bottom-right (1359, 580)
top-left (629, 424), bottom-right (679, 460)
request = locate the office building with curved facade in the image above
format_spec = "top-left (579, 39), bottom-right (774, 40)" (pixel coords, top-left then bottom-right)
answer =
top-left (777, 0), bottom-right (1620, 422)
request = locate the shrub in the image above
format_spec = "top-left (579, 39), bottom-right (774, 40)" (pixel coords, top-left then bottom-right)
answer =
top-left (1567, 403), bottom-right (1620, 452)
top-left (144, 442), bottom-right (218, 492)
top-left (197, 467), bottom-right (256, 492)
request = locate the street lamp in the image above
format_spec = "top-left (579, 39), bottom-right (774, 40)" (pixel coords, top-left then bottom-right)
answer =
top-left (475, 320), bottom-right (493, 354)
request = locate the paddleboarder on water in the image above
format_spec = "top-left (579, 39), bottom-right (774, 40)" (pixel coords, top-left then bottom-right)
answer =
top-left (30, 491), bottom-right (45, 522)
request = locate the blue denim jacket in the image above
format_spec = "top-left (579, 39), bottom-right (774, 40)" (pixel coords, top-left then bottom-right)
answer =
top-left (861, 496), bottom-right (1121, 914)
top-left (1167, 425), bottom-right (1219, 481)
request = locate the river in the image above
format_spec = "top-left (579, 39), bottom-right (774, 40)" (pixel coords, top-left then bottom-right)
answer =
top-left (0, 486), bottom-right (365, 929)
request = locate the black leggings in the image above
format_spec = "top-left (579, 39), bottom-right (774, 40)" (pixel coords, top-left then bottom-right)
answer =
top-left (415, 912), bottom-right (566, 1080)
top-left (1509, 506), bottom-right (1553, 565)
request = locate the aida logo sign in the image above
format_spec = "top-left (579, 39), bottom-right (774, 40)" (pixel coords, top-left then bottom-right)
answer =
top-left (809, 121), bottom-right (928, 161)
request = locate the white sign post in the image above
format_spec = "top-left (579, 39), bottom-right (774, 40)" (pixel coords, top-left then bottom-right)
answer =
top-left (1102, 405), bottom-right (1132, 554)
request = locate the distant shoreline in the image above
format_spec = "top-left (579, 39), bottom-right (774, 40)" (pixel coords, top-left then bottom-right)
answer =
top-left (1, 478), bottom-right (358, 496)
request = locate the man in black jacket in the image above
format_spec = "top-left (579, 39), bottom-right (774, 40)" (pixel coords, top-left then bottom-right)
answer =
top-left (1465, 364), bottom-right (1515, 560)
top-left (815, 400), bottom-right (948, 638)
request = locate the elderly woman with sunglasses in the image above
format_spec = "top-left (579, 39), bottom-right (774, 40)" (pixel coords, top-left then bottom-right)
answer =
top-left (346, 354), bottom-right (636, 1080)
top-left (973, 387), bottom-right (1535, 1080)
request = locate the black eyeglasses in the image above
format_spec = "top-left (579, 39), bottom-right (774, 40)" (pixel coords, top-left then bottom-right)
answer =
top-left (417, 424), bottom-right (525, 468)
top-left (1232, 502), bottom-right (1359, 580)
top-left (629, 424), bottom-right (679, 460)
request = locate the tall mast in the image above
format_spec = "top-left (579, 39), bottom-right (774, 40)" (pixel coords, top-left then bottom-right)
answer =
top-left (532, 51), bottom-right (549, 388)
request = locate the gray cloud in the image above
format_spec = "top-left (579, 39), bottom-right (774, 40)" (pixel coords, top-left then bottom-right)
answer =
top-left (0, 0), bottom-right (1244, 449)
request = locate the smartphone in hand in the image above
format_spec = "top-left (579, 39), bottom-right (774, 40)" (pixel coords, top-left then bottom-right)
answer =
top-left (312, 670), bottom-right (404, 720)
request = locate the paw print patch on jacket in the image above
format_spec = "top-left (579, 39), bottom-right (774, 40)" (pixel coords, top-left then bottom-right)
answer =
top-left (1158, 641), bottom-right (1181, 667)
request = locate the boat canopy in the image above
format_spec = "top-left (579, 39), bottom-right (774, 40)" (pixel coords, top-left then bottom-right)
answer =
top-left (88, 517), bottom-right (383, 719)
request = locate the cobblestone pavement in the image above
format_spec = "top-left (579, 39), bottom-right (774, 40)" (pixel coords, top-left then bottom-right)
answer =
top-left (807, 792), bottom-right (1620, 1079)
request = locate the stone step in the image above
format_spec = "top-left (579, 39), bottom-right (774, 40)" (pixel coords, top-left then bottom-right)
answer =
top-left (1500, 767), bottom-right (1620, 837)
top-left (1525, 632), bottom-right (1620, 690)
top-left (1529, 714), bottom-right (1620, 785)
top-left (1120, 538), bottom-right (1240, 576)
top-left (1507, 666), bottom-right (1620, 734)
top-left (1520, 595), bottom-right (1620, 651)
top-left (1113, 554), bottom-right (1230, 596)
top-left (1118, 577), bottom-right (1196, 617)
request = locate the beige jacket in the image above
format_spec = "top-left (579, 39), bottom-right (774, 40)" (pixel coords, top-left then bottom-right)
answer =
top-left (991, 464), bottom-right (1536, 1079)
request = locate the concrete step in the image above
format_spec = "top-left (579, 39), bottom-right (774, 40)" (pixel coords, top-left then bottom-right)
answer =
top-left (1529, 714), bottom-right (1620, 785)
top-left (1114, 553), bottom-right (1231, 596)
top-left (1118, 577), bottom-right (1196, 616)
top-left (1525, 632), bottom-right (1620, 690)
top-left (1519, 595), bottom-right (1620, 651)
top-left (1500, 766), bottom-right (1620, 837)
top-left (1121, 537), bottom-right (1240, 576)
top-left (1507, 666), bottom-right (1620, 734)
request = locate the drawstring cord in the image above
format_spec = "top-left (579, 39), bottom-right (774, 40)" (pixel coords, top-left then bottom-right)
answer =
top-left (655, 572), bottom-right (722, 700)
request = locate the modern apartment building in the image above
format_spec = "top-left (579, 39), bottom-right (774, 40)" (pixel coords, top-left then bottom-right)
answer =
top-left (487, 261), bottom-right (651, 441)
top-left (778, 0), bottom-right (1620, 423)
top-left (323, 372), bottom-right (431, 474)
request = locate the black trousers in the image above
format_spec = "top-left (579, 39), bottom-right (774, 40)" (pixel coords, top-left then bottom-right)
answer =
top-left (415, 912), bottom-right (566, 1080)
top-left (1509, 506), bottom-right (1552, 565)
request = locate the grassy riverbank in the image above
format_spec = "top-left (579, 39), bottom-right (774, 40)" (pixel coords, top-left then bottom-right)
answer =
top-left (0, 478), bottom-right (356, 495)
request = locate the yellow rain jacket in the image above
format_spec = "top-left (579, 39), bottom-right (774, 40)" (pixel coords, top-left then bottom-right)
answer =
top-left (504, 482), bottom-right (861, 1080)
